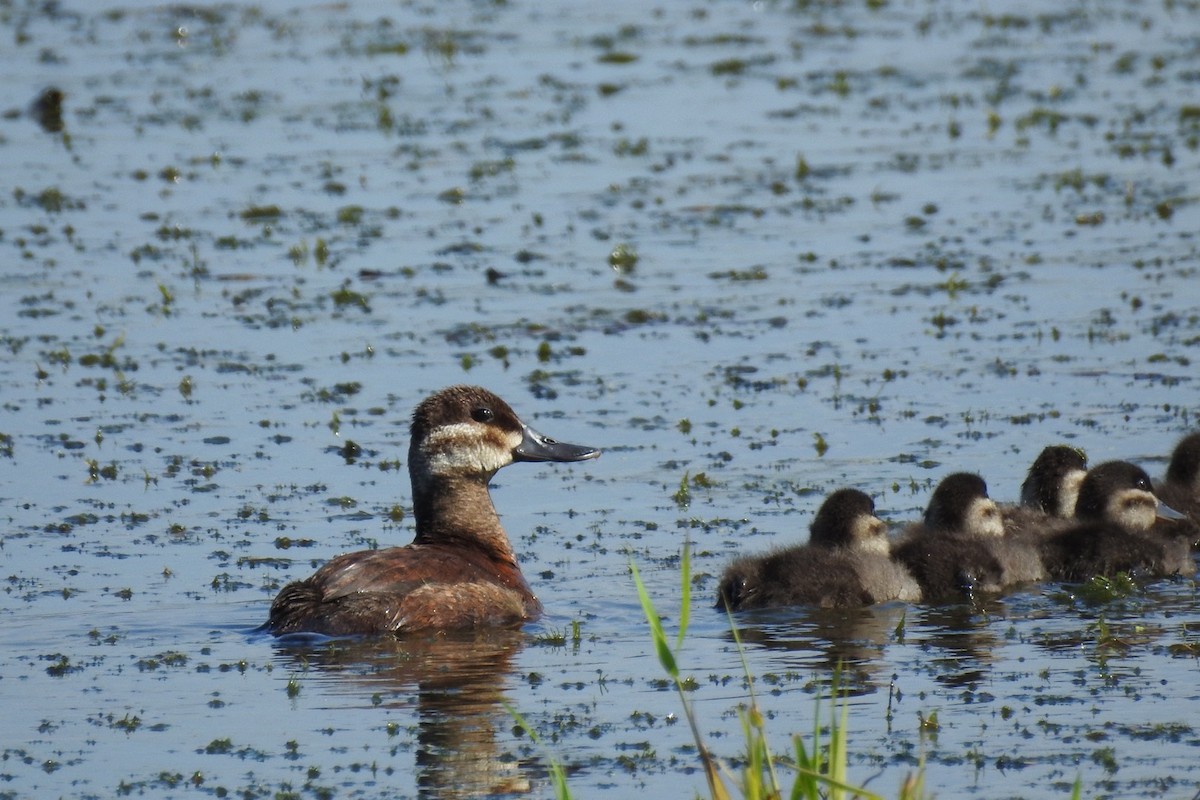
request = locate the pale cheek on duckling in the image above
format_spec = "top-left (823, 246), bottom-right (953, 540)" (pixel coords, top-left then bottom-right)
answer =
top-left (1057, 471), bottom-right (1087, 518)
top-left (424, 424), bottom-right (521, 475)
top-left (851, 517), bottom-right (891, 557)
top-left (967, 498), bottom-right (1006, 538)
top-left (1110, 493), bottom-right (1158, 532)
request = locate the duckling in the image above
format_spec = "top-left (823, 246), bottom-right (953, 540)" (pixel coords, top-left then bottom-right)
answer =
top-left (1155, 432), bottom-right (1200, 538)
top-left (894, 473), bottom-right (1044, 601)
top-left (716, 488), bottom-right (920, 611)
top-left (266, 385), bottom-right (600, 636)
top-left (1038, 460), bottom-right (1194, 581)
top-left (1004, 445), bottom-right (1088, 537)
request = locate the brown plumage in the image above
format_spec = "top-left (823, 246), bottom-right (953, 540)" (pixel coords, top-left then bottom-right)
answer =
top-left (266, 385), bottom-right (600, 636)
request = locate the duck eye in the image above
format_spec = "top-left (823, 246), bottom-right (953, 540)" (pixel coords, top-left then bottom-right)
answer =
top-left (471, 406), bottom-right (494, 423)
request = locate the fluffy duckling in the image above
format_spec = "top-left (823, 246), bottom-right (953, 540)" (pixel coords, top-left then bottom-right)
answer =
top-left (267, 385), bottom-right (600, 636)
top-left (894, 473), bottom-right (1045, 601)
top-left (716, 488), bottom-right (921, 611)
top-left (1038, 461), bottom-right (1194, 581)
top-left (1155, 433), bottom-right (1200, 546)
top-left (1004, 445), bottom-right (1088, 537)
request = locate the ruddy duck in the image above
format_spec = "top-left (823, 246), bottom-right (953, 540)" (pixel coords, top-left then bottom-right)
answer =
top-left (1005, 445), bottom-right (1088, 537)
top-left (894, 473), bottom-right (1044, 600)
top-left (716, 488), bottom-right (921, 610)
top-left (266, 385), bottom-right (600, 636)
top-left (1038, 461), bottom-right (1194, 581)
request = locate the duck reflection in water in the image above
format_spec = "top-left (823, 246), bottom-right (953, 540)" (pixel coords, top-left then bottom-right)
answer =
top-left (270, 628), bottom-right (535, 798)
top-left (724, 603), bottom-right (912, 697)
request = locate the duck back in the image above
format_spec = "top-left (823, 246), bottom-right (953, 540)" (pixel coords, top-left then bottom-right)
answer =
top-left (1038, 522), bottom-right (1195, 581)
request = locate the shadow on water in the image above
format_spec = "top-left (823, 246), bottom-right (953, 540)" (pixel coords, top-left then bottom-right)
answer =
top-left (269, 628), bottom-right (533, 799)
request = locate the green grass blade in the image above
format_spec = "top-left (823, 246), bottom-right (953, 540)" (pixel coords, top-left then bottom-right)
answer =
top-left (677, 539), bottom-right (692, 649)
top-left (630, 559), bottom-right (678, 677)
top-left (504, 703), bottom-right (573, 800)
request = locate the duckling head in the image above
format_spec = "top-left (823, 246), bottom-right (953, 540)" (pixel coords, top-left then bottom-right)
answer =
top-left (924, 472), bottom-right (1004, 538)
top-left (1075, 460), bottom-right (1175, 532)
top-left (1166, 432), bottom-right (1200, 493)
top-left (1020, 444), bottom-right (1088, 518)
top-left (809, 488), bottom-right (890, 555)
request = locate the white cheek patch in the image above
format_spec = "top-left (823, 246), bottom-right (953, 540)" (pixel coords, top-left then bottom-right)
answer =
top-left (968, 498), bottom-right (1005, 538)
top-left (851, 516), bottom-right (891, 556)
top-left (1058, 470), bottom-right (1086, 518)
top-left (423, 423), bottom-right (516, 475)
top-left (1110, 490), bottom-right (1157, 532)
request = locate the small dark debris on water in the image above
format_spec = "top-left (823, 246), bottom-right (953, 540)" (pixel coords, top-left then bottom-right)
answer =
top-left (31, 87), bottom-right (65, 133)
top-left (486, 267), bottom-right (506, 285)
top-left (339, 440), bottom-right (363, 462)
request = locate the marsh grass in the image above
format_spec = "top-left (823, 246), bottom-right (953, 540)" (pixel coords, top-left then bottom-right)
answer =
top-left (629, 543), bottom-right (925, 800)
top-left (515, 547), bottom-right (1095, 798)
top-left (507, 704), bottom-right (573, 800)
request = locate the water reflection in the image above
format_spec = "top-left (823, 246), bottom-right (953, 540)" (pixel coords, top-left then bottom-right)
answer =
top-left (270, 629), bottom-right (530, 799)
top-left (728, 603), bottom-right (910, 695)
top-left (728, 598), bottom-right (1009, 694)
top-left (911, 601), bottom-right (1004, 690)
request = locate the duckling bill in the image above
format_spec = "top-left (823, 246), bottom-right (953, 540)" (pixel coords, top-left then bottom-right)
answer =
top-left (267, 385), bottom-right (600, 636)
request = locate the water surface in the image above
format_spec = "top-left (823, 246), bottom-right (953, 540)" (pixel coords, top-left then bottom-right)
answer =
top-left (2, 1), bottom-right (1199, 798)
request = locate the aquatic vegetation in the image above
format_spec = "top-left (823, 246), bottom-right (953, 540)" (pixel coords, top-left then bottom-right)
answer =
top-left (621, 548), bottom-right (924, 800)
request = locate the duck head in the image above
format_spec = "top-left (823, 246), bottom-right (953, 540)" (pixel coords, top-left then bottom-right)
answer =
top-left (924, 472), bottom-right (1004, 538)
top-left (1020, 444), bottom-right (1088, 518)
top-left (1075, 460), bottom-right (1181, 531)
top-left (409, 385), bottom-right (600, 490)
top-left (809, 488), bottom-right (890, 555)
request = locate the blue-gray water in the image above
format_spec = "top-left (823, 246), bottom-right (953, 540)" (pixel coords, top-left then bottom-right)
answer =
top-left (2, 1), bottom-right (1199, 798)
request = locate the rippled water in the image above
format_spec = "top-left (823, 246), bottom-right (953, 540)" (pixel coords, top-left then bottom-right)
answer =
top-left (2, 1), bottom-right (1199, 798)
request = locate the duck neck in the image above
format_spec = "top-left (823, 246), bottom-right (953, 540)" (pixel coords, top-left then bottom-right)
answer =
top-left (411, 473), bottom-right (518, 565)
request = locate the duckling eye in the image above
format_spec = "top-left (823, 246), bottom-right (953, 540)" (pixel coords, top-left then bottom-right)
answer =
top-left (471, 406), bottom-right (494, 423)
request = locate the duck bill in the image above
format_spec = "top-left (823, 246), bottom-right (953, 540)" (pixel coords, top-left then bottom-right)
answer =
top-left (513, 422), bottom-right (601, 463)
top-left (1156, 500), bottom-right (1187, 521)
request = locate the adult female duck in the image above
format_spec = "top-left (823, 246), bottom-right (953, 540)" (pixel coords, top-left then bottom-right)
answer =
top-left (267, 385), bottom-right (600, 636)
